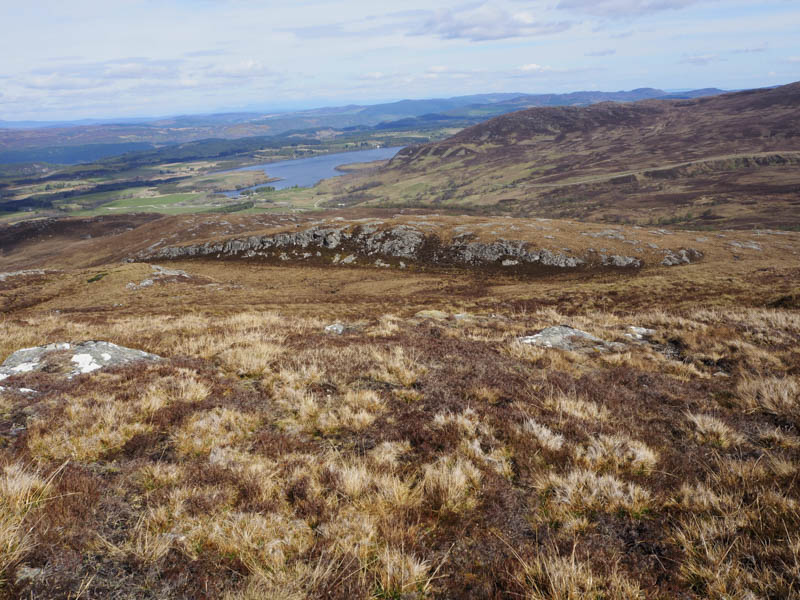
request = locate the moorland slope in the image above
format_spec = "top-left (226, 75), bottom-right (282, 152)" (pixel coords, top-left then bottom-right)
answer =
top-left (0, 209), bottom-right (798, 598)
top-left (318, 82), bottom-right (800, 228)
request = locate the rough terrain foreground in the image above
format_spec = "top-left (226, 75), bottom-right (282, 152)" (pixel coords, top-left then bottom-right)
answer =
top-left (0, 211), bottom-right (799, 598)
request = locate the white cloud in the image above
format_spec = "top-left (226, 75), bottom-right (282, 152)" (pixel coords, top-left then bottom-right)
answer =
top-left (557, 0), bottom-right (707, 18)
top-left (358, 71), bottom-right (389, 80)
top-left (680, 54), bottom-right (718, 65)
top-left (414, 3), bottom-right (572, 41)
top-left (205, 60), bottom-right (279, 80)
top-left (519, 63), bottom-right (554, 72)
top-left (585, 49), bottom-right (617, 56)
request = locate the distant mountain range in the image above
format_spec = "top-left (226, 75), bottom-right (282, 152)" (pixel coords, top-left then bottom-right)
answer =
top-left (0, 87), bottom-right (727, 164)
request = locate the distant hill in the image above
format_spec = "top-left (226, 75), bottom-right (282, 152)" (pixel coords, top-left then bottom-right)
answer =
top-left (316, 82), bottom-right (800, 229)
top-left (0, 87), bottom-right (727, 164)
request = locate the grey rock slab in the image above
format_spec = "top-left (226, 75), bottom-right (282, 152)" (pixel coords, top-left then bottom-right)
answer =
top-left (0, 341), bottom-right (161, 382)
top-left (517, 326), bottom-right (624, 352)
top-left (662, 248), bottom-right (703, 267)
top-left (626, 326), bottom-right (656, 341)
top-left (0, 270), bottom-right (47, 282)
top-left (324, 323), bottom-right (346, 335)
top-left (729, 241), bottom-right (762, 251)
top-left (602, 255), bottom-right (642, 268)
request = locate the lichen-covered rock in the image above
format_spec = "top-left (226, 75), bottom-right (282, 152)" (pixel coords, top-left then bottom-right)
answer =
top-left (362, 225), bottom-right (425, 258)
top-left (729, 240), bottom-right (762, 251)
top-left (662, 248), bottom-right (703, 266)
top-left (137, 223), bottom-right (666, 272)
top-left (517, 326), bottom-right (625, 352)
top-left (324, 323), bottom-right (346, 335)
top-left (626, 326), bottom-right (656, 341)
top-left (602, 254), bottom-right (642, 268)
top-left (0, 341), bottom-right (161, 385)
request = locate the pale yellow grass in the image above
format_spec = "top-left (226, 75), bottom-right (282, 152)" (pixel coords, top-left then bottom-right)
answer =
top-left (0, 464), bottom-right (57, 584)
top-left (544, 389), bottom-right (610, 423)
top-left (514, 551), bottom-right (644, 600)
top-left (422, 455), bottom-right (482, 513)
top-left (574, 434), bottom-right (658, 474)
top-left (536, 469), bottom-right (651, 517)
top-left (174, 407), bottom-right (259, 456)
top-left (28, 391), bottom-right (151, 461)
top-left (737, 376), bottom-right (799, 423)
top-left (520, 418), bottom-right (564, 452)
top-left (377, 547), bottom-right (431, 597)
top-left (686, 413), bottom-right (744, 448)
top-left (370, 347), bottom-right (427, 387)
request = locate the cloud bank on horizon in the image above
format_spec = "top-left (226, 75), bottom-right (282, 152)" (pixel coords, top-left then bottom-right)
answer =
top-left (1, 0), bottom-right (798, 121)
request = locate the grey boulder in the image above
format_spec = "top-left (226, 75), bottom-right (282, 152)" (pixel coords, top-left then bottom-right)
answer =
top-left (0, 341), bottom-right (161, 384)
top-left (517, 326), bottom-right (624, 352)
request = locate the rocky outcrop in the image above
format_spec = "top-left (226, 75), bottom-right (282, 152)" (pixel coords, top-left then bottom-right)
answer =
top-left (0, 341), bottom-right (161, 391)
top-left (137, 224), bottom-right (596, 271)
top-left (135, 222), bottom-right (703, 273)
top-left (602, 254), bottom-right (642, 268)
top-left (661, 248), bottom-right (703, 266)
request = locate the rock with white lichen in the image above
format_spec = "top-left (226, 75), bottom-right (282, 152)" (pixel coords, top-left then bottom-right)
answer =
top-left (517, 326), bottom-right (626, 352)
top-left (0, 341), bottom-right (161, 388)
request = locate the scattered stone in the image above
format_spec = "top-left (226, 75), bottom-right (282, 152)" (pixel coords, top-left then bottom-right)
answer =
top-left (584, 229), bottom-right (625, 240)
top-left (0, 269), bottom-right (47, 282)
top-left (414, 310), bottom-right (450, 320)
top-left (626, 326), bottom-right (656, 341)
top-left (662, 248), bottom-right (703, 266)
top-left (602, 255), bottom-right (642, 268)
top-left (324, 323), bottom-right (346, 335)
top-left (15, 566), bottom-right (43, 586)
top-left (729, 240), bottom-right (762, 251)
top-left (517, 326), bottom-right (624, 352)
top-left (127, 265), bottom-right (191, 290)
top-left (152, 265), bottom-right (189, 278)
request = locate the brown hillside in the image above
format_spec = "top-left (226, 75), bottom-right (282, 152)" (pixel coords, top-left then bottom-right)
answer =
top-left (319, 82), bottom-right (800, 228)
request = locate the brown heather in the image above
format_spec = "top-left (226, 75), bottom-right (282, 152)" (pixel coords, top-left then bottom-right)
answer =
top-left (0, 212), bottom-right (798, 599)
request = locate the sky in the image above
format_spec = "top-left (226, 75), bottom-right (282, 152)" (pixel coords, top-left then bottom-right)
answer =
top-left (1, 0), bottom-right (799, 122)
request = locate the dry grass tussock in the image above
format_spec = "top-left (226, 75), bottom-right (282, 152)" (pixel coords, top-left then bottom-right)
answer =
top-left (535, 469), bottom-right (651, 517)
top-left (512, 547), bottom-right (644, 600)
top-left (685, 413), bottom-right (745, 449)
top-left (1, 254), bottom-right (799, 598)
top-left (0, 464), bottom-right (59, 585)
